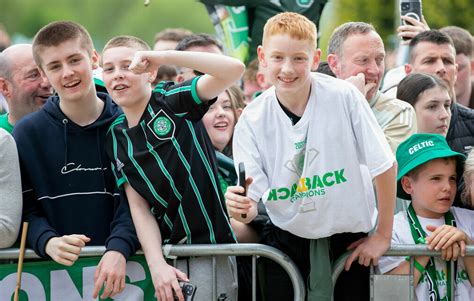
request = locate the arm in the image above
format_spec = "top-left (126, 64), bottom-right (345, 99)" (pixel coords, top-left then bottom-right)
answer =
top-left (387, 255), bottom-right (430, 286)
top-left (345, 162), bottom-right (397, 270)
top-left (129, 50), bottom-right (245, 102)
top-left (123, 183), bottom-right (188, 301)
top-left (0, 132), bottom-right (22, 248)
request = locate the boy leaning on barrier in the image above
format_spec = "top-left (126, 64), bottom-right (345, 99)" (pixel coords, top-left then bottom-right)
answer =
top-left (100, 35), bottom-right (244, 301)
top-left (378, 133), bottom-right (474, 300)
top-left (225, 12), bottom-right (397, 301)
top-left (12, 21), bottom-right (139, 300)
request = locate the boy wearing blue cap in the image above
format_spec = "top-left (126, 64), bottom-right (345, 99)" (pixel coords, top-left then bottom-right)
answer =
top-left (379, 133), bottom-right (474, 300)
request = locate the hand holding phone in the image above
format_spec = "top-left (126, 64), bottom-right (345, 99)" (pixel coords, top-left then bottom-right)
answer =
top-left (238, 162), bottom-right (247, 219)
top-left (400, 0), bottom-right (422, 25)
top-left (174, 281), bottom-right (197, 301)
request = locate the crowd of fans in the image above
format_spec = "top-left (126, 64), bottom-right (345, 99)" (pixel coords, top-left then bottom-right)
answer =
top-left (1, 3), bottom-right (474, 301)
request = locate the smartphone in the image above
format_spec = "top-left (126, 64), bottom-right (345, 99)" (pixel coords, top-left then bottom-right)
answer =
top-left (174, 281), bottom-right (197, 301)
top-left (238, 162), bottom-right (247, 219)
top-left (400, 0), bottom-right (422, 26)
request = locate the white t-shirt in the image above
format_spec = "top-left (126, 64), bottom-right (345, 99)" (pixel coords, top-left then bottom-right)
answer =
top-left (378, 207), bottom-right (474, 301)
top-left (233, 73), bottom-right (394, 239)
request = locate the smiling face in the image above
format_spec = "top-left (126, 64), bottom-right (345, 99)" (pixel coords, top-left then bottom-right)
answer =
top-left (101, 46), bottom-right (153, 109)
top-left (258, 33), bottom-right (319, 100)
top-left (329, 31), bottom-right (385, 100)
top-left (414, 86), bottom-right (452, 136)
top-left (402, 157), bottom-right (457, 218)
top-left (38, 38), bottom-right (97, 103)
top-left (2, 44), bottom-right (52, 122)
top-left (202, 90), bottom-right (236, 152)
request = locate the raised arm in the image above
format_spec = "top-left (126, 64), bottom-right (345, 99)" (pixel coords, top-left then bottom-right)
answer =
top-left (129, 50), bottom-right (245, 102)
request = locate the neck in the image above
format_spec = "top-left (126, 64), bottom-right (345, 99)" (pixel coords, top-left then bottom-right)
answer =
top-left (7, 113), bottom-right (17, 126)
top-left (456, 83), bottom-right (472, 107)
top-left (59, 88), bottom-right (104, 126)
top-left (412, 202), bottom-right (445, 219)
top-left (276, 81), bottom-right (311, 117)
top-left (123, 90), bottom-right (152, 128)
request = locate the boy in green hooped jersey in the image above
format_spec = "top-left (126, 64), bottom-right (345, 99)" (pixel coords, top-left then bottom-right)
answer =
top-left (101, 35), bottom-right (244, 301)
top-left (379, 133), bottom-right (474, 301)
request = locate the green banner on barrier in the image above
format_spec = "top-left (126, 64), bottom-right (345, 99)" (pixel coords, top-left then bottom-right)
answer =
top-left (0, 255), bottom-right (155, 300)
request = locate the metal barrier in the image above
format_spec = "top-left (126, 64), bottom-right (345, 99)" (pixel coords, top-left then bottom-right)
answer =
top-left (0, 243), bottom-right (305, 301)
top-left (332, 244), bottom-right (474, 301)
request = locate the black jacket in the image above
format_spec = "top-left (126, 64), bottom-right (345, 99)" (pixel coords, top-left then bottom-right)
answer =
top-left (13, 93), bottom-right (139, 258)
top-left (446, 102), bottom-right (474, 155)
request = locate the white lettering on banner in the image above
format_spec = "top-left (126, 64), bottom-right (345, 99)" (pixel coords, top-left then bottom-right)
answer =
top-left (51, 269), bottom-right (93, 301)
top-left (0, 273), bottom-right (46, 301)
top-left (113, 261), bottom-right (147, 301)
top-left (0, 261), bottom-right (146, 301)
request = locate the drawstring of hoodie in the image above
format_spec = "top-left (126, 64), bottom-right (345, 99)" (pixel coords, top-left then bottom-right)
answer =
top-left (62, 119), bottom-right (69, 166)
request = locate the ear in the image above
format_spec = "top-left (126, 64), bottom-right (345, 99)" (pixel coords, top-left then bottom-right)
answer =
top-left (148, 70), bottom-right (157, 83)
top-left (0, 77), bottom-right (12, 99)
top-left (404, 64), bottom-right (412, 75)
top-left (400, 176), bottom-right (414, 196)
top-left (236, 107), bottom-right (243, 118)
top-left (311, 49), bottom-right (322, 71)
top-left (257, 46), bottom-right (267, 68)
top-left (91, 49), bottom-right (99, 69)
top-left (175, 73), bottom-right (185, 83)
top-left (327, 53), bottom-right (339, 76)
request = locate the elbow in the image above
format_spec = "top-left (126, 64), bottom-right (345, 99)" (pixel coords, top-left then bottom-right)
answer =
top-left (231, 60), bottom-right (246, 81)
top-left (0, 227), bottom-right (20, 248)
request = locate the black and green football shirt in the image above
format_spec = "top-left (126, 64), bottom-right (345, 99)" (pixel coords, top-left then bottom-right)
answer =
top-left (106, 78), bottom-right (236, 244)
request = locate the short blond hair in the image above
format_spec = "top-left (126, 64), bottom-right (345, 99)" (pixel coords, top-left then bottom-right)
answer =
top-left (461, 149), bottom-right (474, 208)
top-left (262, 12), bottom-right (317, 49)
top-left (101, 35), bottom-right (150, 65)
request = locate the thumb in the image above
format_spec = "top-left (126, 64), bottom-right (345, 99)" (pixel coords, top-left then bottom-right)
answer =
top-left (246, 176), bottom-right (253, 187)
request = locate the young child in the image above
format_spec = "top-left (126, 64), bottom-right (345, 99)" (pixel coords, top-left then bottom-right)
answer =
top-left (100, 35), bottom-right (244, 301)
top-left (12, 21), bottom-right (139, 299)
top-left (378, 133), bottom-right (474, 300)
top-left (225, 12), bottom-right (397, 301)
top-left (461, 149), bottom-right (474, 209)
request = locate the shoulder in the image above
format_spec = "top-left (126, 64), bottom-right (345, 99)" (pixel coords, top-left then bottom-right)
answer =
top-left (455, 103), bottom-right (474, 119)
top-left (452, 206), bottom-right (474, 223)
top-left (0, 128), bottom-right (15, 148)
top-left (376, 93), bottom-right (414, 112)
top-left (13, 109), bottom-right (47, 136)
top-left (239, 87), bottom-right (276, 124)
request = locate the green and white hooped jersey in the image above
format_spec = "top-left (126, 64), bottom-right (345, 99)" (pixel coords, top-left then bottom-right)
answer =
top-left (233, 73), bottom-right (395, 239)
top-left (378, 207), bottom-right (474, 301)
top-left (106, 78), bottom-right (236, 245)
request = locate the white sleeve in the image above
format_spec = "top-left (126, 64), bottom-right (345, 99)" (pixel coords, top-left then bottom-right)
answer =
top-left (349, 87), bottom-right (395, 177)
top-left (0, 130), bottom-right (22, 248)
top-left (232, 116), bottom-right (269, 203)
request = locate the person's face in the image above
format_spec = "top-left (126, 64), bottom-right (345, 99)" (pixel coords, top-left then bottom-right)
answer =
top-left (153, 39), bottom-right (178, 51)
top-left (7, 46), bottom-right (52, 119)
top-left (39, 38), bottom-right (98, 103)
top-left (258, 34), bottom-right (319, 97)
top-left (243, 79), bottom-right (261, 104)
top-left (414, 86), bottom-right (452, 137)
top-left (407, 42), bottom-right (458, 91)
top-left (402, 158), bottom-right (457, 219)
top-left (329, 31), bottom-right (385, 100)
top-left (454, 53), bottom-right (472, 102)
top-left (202, 91), bottom-right (236, 152)
top-left (102, 46), bottom-right (153, 108)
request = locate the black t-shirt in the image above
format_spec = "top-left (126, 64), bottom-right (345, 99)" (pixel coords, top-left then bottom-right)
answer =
top-left (106, 78), bottom-right (236, 244)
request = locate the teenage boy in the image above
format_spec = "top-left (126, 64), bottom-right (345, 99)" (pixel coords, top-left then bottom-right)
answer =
top-left (226, 12), bottom-right (397, 301)
top-left (378, 133), bottom-right (474, 300)
top-left (100, 35), bottom-right (244, 301)
top-left (12, 21), bottom-right (139, 300)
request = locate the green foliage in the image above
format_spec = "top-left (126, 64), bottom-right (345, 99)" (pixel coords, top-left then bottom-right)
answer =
top-left (319, 0), bottom-right (474, 56)
top-left (0, 0), bottom-right (214, 49)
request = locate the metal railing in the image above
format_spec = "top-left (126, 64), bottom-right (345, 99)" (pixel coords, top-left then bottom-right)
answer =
top-left (0, 243), bottom-right (305, 301)
top-left (332, 244), bottom-right (474, 301)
